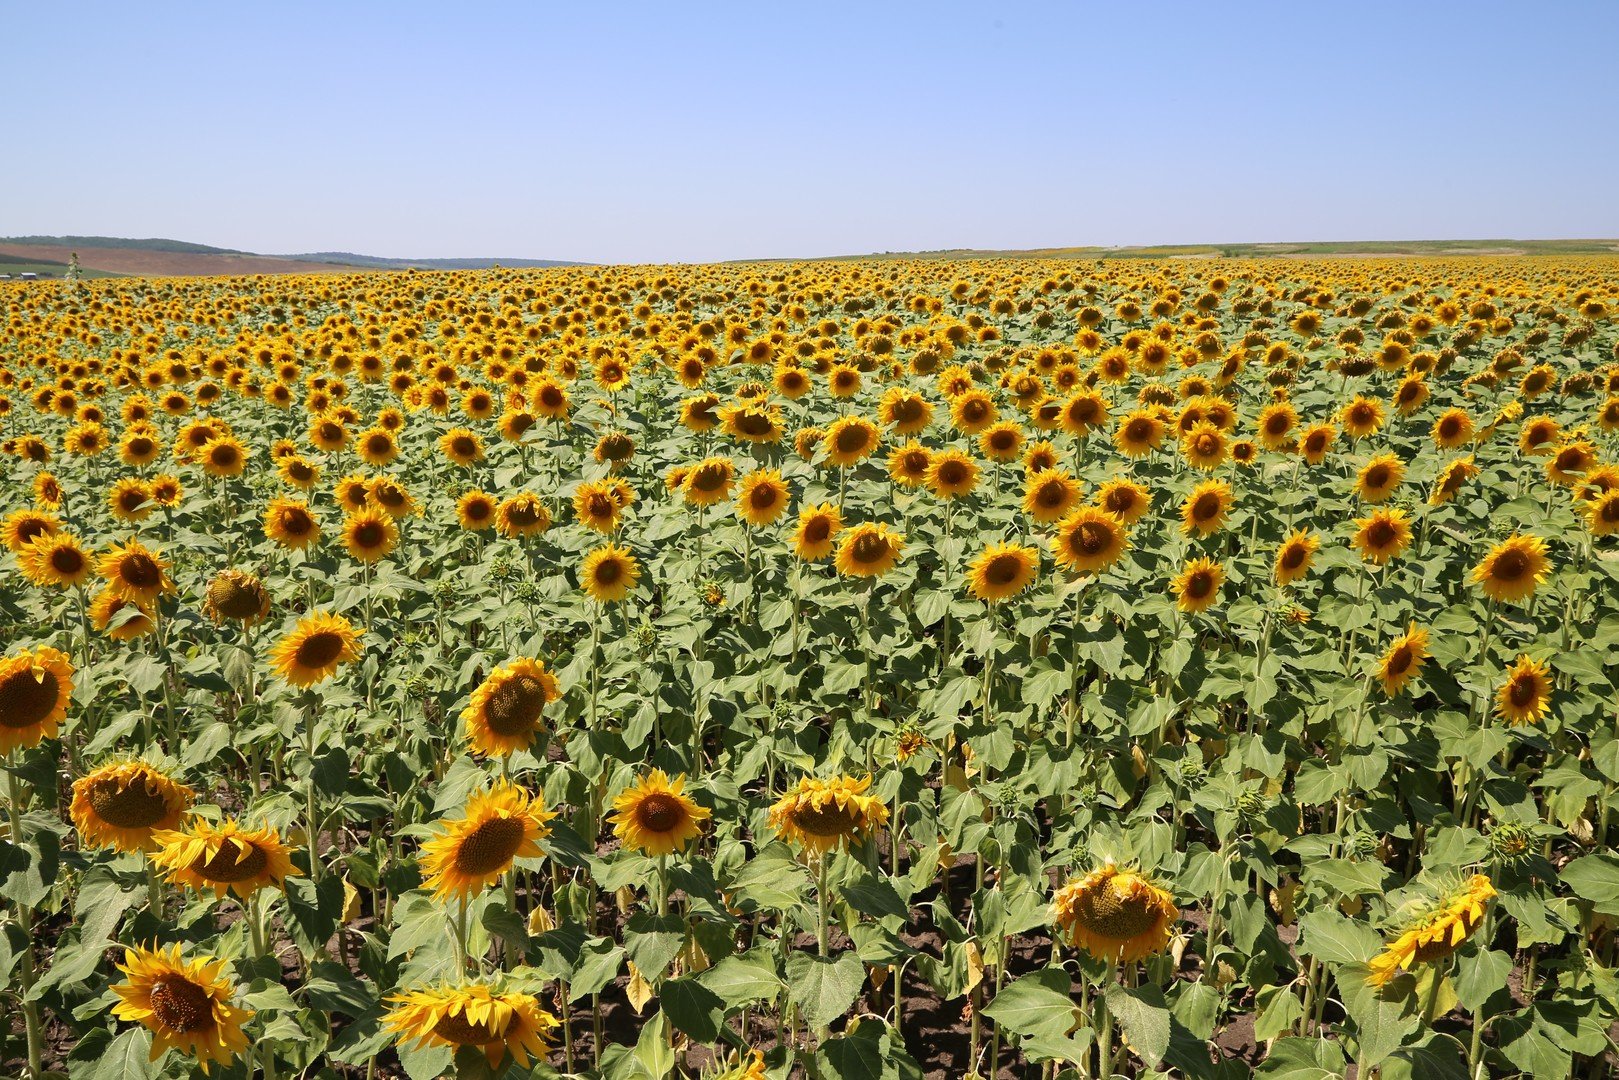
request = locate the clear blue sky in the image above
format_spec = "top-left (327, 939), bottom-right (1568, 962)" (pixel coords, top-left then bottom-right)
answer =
top-left (5, 2), bottom-right (1617, 264)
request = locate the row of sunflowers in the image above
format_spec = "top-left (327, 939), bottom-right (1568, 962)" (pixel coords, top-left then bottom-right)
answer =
top-left (3, 255), bottom-right (1619, 1078)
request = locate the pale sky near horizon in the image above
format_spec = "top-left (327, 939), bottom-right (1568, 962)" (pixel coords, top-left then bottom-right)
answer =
top-left (5, 1), bottom-right (1617, 265)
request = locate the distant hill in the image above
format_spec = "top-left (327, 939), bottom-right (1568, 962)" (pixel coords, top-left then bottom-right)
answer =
top-left (0, 236), bottom-right (582, 278)
top-left (793, 238), bottom-right (1619, 263)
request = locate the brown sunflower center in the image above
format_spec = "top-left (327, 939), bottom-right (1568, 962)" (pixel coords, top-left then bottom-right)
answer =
top-left (0, 668), bottom-right (61, 729)
top-left (984, 554), bottom-right (1023, 585)
top-left (1366, 520), bottom-right (1396, 548)
top-left (692, 467), bottom-right (728, 493)
top-left (1073, 521), bottom-right (1113, 557)
top-left (1192, 494), bottom-right (1220, 521)
top-left (294, 631), bottom-right (347, 670)
top-left (1281, 545), bottom-right (1307, 570)
top-left (802, 518), bottom-right (831, 544)
top-left (119, 554), bottom-right (161, 588)
top-left (485, 675), bottom-right (549, 735)
top-left (1508, 677), bottom-right (1538, 708)
top-left (1075, 878), bottom-right (1164, 941)
top-left (280, 509), bottom-right (314, 535)
top-left (207, 575), bottom-right (265, 620)
top-left (891, 398), bottom-right (923, 423)
top-left (1105, 491), bottom-right (1137, 516)
top-left (1126, 419), bottom-right (1152, 441)
top-left (792, 801), bottom-right (859, 838)
top-left (594, 559), bottom-right (624, 586)
top-left (1386, 647), bottom-right (1414, 678)
top-left (150, 976), bottom-right (216, 1034)
top-left (189, 840), bottom-right (268, 883)
top-left (1492, 550), bottom-right (1528, 581)
top-left (87, 776), bottom-right (169, 828)
top-left (451, 437), bottom-right (476, 456)
top-left (1364, 466), bottom-right (1390, 488)
top-left (431, 1010), bottom-right (502, 1045)
top-left (850, 532), bottom-right (889, 564)
top-left (600, 435), bottom-right (634, 460)
top-left (833, 426), bottom-right (869, 454)
top-left (634, 792), bottom-right (689, 834)
top-left (749, 486), bottom-right (779, 510)
top-left (938, 462), bottom-right (968, 486)
top-left (506, 502), bottom-right (542, 526)
top-left (353, 522), bottom-right (386, 548)
top-left (1184, 572), bottom-right (1214, 600)
top-left (453, 815), bottom-right (526, 876)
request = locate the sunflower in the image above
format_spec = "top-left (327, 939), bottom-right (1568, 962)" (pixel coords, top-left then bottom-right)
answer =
top-left (717, 1050), bottom-right (771, 1080)
top-left (2, 508), bottom-right (58, 552)
top-left (791, 503), bottom-right (842, 561)
top-left (439, 427), bottom-right (486, 467)
top-left (384, 981), bottom-right (557, 1070)
top-left (264, 497), bottom-right (320, 550)
top-left (949, 390), bottom-right (997, 434)
top-left (827, 363), bottom-right (861, 398)
top-left (1298, 422), bottom-right (1336, 465)
top-left (1052, 507), bottom-right (1128, 575)
top-left (148, 818), bottom-right (299, 898)
top-left (71, 760), bottom-right (193, 852)
top-left (1353, 509), bottom-right (1413, 565)
top-left (277, 454), bottom-right (320, 489)
top-left (496, 493), bottom-right (551, 538)
top-left (532, 380), bottom-right (570, 419)
top-left (1366, 875), bottom-right (1495, 987)
top-left (98, 539), bottom-right (173, 606)
top-left (1023, 468), bottom-right (1082, 524)
top-left (1518, 416), bottom-right (1561, 455)
top-left (1471, 534), bottom-right (1549, 604)
top-left (419, 781), bottom-right (555, 901)
top-left (1496, 654), bottom-right (1553, 725)
top-left (682, 457), bottom-right (736, 506)
top-left (89, 587), bottom-right (156, 641)
top-left (308, 414), bottom-right (349, 452)
top-left (1377, 623), bottom-right (1430, 697)
top-left (966, 543), bottom-right (1039, 602)
top-left (596, 431), bottom-right (639, 464)
top-left (1432, 408), bottom-right (1474, 449)
top-left (825, 416), bottom-right (881, 467)
top-left (834, 522), bottom-right (903, 578)
top-left (719, 403), bottom-right (783, 445)
top-left (979, 420), bottom-right (1025, 463)
top-left (368, 477), bottom-right (419, 518)
top-left (108, 477), bottom-right (154, 522)
top-left (769, 775), bottom-right (889, 855)
top-left (1180, 422), bottom-right (1227, 469)
top-left (0, 646), bottom-right (74, 753)
top-left (737, 469), bottom-right (791, 527)
top-left (334, 474), bottom-right (371, 513)
top-left (887, 441), bottom-right (933, 487)
top-left (1354, 453), bottom-right (1406, 503)
top-left (19, 531), bottom-right (94, 588)
top-left (580, 543), bottom-right (640, 603)
top-left (1050, 864), bottom-right (1178, 963)
top-left (1340, 395), bottom-right (1385, 438)
top-left (879, 387), bottom-right (932, 434)
top-left (1114, 409), bottom-right (1165, 457)
top-left (198, 435), bottom-right (249, 478)
top-left (203, 569), bottom-right (271, 626)
top-left (119, 429), bottom-right (162, 467)
top-left (1095, 478), bottom-right (1151, 525)
top-left (573, 481), bottom-right (623, 534)
top-left (1588, 490), bottom-right (1619, 536)
top-left (32, 472), bottom-right (63, 509)
top-left (149, 474), bottom-right (183, 508)
top-left (1181, 479), bottom-right (1233, 537)
top-left (611, 770), bottom-right (710, 856)
top-left (1255, 402), bottom-right (1297, 450)
top-left (457, 490), bottom-right (498, 531)
top-left (1172, 557), bottom-right (1224, 613)
top-left (269, 611), bottom-right (361, 686)
top-left (1547, 440), bottom-right (1596, 487)
top-left (680, 394), bottom-right (722, 433)
top-left (463, 658), bottom-right (560, 757)
top-left (1060, 390), bottom-right (1109, 437)
top-left (111, 943), bottom-right (253, 1074)
top-left (926, 449), bottom-right (979, 500)
top-left (339, 507), bottom-right (398, 564)
top-left (1274, 528), bottom-right (1320, 585)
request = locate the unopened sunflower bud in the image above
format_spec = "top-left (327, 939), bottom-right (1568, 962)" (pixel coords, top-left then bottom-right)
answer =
top-left (1488, 820), bottom-right (1533, 861)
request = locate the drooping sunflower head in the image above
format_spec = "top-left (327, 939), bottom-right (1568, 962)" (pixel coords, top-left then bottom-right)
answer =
top-left (98, 539), bottom-right (174, 605)
top-left (203, 570), bottom-right (271, 626)
top-left (496, 493), bottom-right (551, 538)
top-left (1377, 623), bottom-right (1430, 697)
top-left (834, 522), bottom-right (904, 579)
top-left (463, 658), bottom-right (560, 757)
top-left (1050, 863), bottom-right (1178, 963)
top-left (580, 543), bottom-right (641, 604)
top-left (611, 769), bottom-right (711, 856)
top-left (769, 775), bottom-right (889, 855)
top-left (1366, 874), bottom-right (1495, 987)
top-left (71, 759), bottom-right (193, 852)
top-left (0, 645), bottom-right (74, 754)
top-left (148, 817), bottom-right (300, 898)
top-left (1496, 654), bottom-right (1552, 725)
top-left (419, 781), bottom-right (556, 901)
top-left (1430, 456), bottom-right (1480, 506)
top-left (111, 943), bottom-right (253, 1074)
top-left (791, 503), bottom-right (842, 562)
top-left (1053, 507), bottom-right (1128, 576)
top-left (967, 542), bottom-right (1040, 602)
top-left (269, 611), bottom-right (362, 687)
top-left (1471, 534), bottom-right (1550, 605)
top-left (384, 981), bottom-right (557, 1070)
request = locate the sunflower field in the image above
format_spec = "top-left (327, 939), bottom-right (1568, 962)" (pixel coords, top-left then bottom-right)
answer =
top-left (2, 257), bottom-right (1619, 1080)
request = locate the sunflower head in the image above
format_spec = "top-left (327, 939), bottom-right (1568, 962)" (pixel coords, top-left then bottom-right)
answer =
top-left (148, 817), bottom-right (300, 898)
top-left (611, 770), bottom-right (711, 856)
top-left (269, 611), bottom-right (362, 686)
top-left (1496, 654), bottom-right (1553, 725)
top-left (1181, 479), bottom-right (1233, 537)
top-left (463, 658), bottom-right (560, 757)
top-left (737, 469), bottom-right (791, 527)
top-left (791, 503), bottom-right (842, 562)
top-left (71, 759), bottom-right (193, 852)
top-left (769, 775), bottom-right (889, 855)
top-left (0, 645), bottom-right (74, 754)
top-left (1353, 509), bottom-right (1413, 565)
top-left (1366, 874), bottom-right (1495, 987)
top-left (580, 543), bottom-right (640, 603)
top-left (967, 542), bottom-right (1040, 602)
top-left (98, 539), bottom-right (174, 605)
top-left (1051, 863), bottom-right (1178, 963)
top-left (112, 943), bottom-right (253, 1074)
top-left (1471, 535), bottom-right (1550, 605)
top-left (385, 981), bottom-right (557, 1070)
top-left (203, 570), bottom-right (271, 626)
top-left (1172, 557), bottom-right (1225, 613)
top-left (1053, 507), bottom-right (1128, 576)
top-left (1377, 623), bottom-right (1430, 697)
top-left (420, 781), bottom-right (556, 900)
top-left (834, 522), bottom-right (904, 578)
